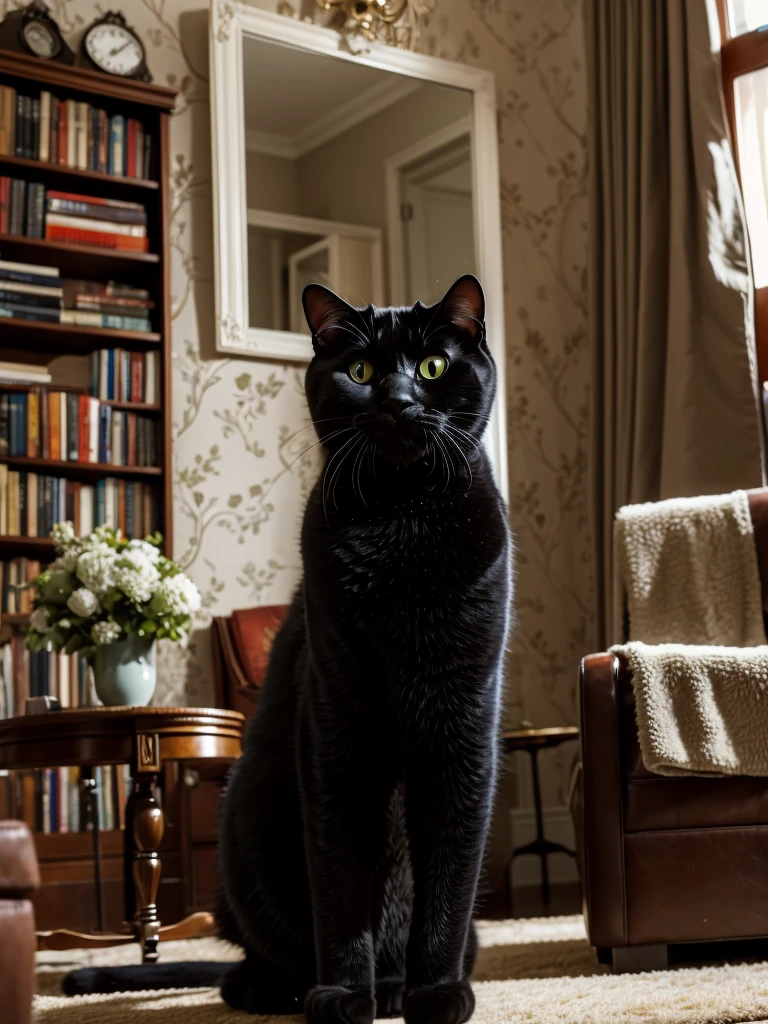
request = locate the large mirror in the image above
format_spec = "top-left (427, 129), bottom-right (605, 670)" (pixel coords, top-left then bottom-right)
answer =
top-left (210, 4), bottom-right (507, 494)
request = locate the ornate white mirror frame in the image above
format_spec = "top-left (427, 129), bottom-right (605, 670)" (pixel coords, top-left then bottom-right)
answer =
top-left (210, 3), bottom-right (508, 498)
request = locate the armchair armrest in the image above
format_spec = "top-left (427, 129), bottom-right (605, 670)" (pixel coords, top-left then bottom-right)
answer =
top-left (0, 821), bottom-right (39, 1024)
top-left (578, 653), bottom-right (627, 948)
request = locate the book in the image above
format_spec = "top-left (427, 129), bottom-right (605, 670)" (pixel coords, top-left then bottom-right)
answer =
top-left (0, 289), bottom-right (61, 309)
top-left (0, 175), bottom-right (9, 233)
top-left (50, 97), bottom-right (59, 164)
top-left (24, 183), bottom-right (45, 239)
top-left (57, 98), bottom-right (67, 167)
top-left (44, 223), bottom-right (149, 252)
top-left (46, 197), bottom-right (147, 225)
top-left (9, 178), bottom-right (25, 235)
top-left (0, 305), bottom-right (60, 323)
top-left (39, 91), bottom-right (51, 163)
top-left (45, 213), bottom-right (146, 238)
top-left (108, 115), bottom-right (125, 177)
top-left (0, 85), bottom-right (16, 155)
top-left (60, 310), bottom-right (151, 330)
top-left (76, 101), bottom-right (88, 171)
top-left (0, 258), bottom-right (60, 280)
top-left (31, 97), bottom-right (40, 161)
top-left (66, 98), bottom-right (76, 167)
top-left (0, 363), bottom-right (52, 384)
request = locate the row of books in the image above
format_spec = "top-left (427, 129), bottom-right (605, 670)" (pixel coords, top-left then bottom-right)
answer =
top-left (0, 557), bottom-right (39, 614)
top-left (0, 390), bottom-right (159, 466)
top-left (27, 765), bottom-right (129, 834)
top-left (90, 349), bottom-right (160, 404)
top-left (0, 472), bottom-right (160, 539)
top-left (0, 86), bottom-right (151, 180)
top-left (0, 184), bottom-right (149, 253)
top-left (0, 258), bottom-right (154, 332)
top-left (0, 634), bottom-right (91, 719)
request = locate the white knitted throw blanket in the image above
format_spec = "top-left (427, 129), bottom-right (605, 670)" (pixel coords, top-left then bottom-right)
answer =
top-left (613, 490), bottom-right (765, 646)
top-left (612, 489), bottom-right (768, 776)
top-left (610, 642), bottom-right (768, 776)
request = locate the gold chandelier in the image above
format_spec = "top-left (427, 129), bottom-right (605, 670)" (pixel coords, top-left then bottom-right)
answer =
top-left (317, 0), bottom-right (410, 42)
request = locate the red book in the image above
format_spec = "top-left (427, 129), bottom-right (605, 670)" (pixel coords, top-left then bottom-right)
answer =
top-left (44, 223), bottom-right (149, 251)
top-left (78, 394), bottom-right (89, 462)
top-left (130, 352), bottom-right (143, 401)
top-left (126, 119), bottom-right (136, 179)
top-left (57, 100), bottom-right (67, 167)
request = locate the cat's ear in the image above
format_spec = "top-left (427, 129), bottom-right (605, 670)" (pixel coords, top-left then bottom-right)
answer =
top-left (428, 275), bottom-right (485, 342)
top-left (302, 284), bottom-right (360, 352)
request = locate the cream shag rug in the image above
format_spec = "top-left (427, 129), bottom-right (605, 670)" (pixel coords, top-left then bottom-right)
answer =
top-left (34, 916), bottom-right (768, 1024)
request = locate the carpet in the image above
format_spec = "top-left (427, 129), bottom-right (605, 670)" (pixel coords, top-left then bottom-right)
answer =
top-left (34, 916), bottom-right (768, 1024)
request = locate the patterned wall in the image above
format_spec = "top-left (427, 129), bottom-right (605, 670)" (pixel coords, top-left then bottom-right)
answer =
top-left (4, 0), bottom-right (589, 804)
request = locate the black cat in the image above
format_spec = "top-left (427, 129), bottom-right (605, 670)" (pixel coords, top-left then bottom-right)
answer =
top-left (217, 275), bottom-right (512, 1024)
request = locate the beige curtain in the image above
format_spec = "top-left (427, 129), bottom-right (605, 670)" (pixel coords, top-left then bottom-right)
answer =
top-left (586, 0), bottom-right (766, 649)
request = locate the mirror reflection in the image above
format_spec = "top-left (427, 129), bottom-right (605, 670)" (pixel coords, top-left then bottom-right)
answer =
top-left (242, 36), bottom-right (475, 333)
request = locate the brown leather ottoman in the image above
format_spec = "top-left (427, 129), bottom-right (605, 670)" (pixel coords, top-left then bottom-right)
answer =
top-left (0, 821), bottom-right (40, 1024)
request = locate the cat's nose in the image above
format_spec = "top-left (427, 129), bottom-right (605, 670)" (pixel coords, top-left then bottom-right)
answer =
top-left (382, 395), bottom-right (414, 419)
top-left (379, 374), bottom-right (415, 419)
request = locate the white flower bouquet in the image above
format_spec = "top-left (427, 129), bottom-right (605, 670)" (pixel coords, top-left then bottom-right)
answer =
top-left (26, 522), bottom-right (201, 659)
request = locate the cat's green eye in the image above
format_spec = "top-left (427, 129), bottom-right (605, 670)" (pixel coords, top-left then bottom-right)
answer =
top-left (348, 358), bottom-right (374, 384)
top-left (419, 355), bottom-right (448, 380)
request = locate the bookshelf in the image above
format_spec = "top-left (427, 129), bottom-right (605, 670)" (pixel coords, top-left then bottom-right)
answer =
top-left (0, 50), bottom-right (181, 932)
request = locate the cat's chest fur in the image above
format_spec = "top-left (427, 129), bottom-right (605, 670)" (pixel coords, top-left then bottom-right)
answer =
top-left (315, 487), bottom-right (506, 622)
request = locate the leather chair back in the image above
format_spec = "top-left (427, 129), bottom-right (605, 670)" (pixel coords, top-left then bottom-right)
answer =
top-left (211, 604), bottom-right (289, 719)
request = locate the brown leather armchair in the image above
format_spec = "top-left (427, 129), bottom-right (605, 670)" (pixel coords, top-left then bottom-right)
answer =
top-left (571, 491), bottom-right (768, 972)
top-left (0, 820), bottom-right (40, 1024)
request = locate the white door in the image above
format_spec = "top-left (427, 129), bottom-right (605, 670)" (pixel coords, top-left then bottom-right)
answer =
top-left (398, 136), bottom-right (475, 306)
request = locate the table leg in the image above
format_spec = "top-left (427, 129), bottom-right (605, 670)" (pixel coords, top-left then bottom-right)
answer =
top-left (132, 773), bottom-right (164, 963)
top-left (528, 749), bottom-right (550, 911)
top-left (81, 768), bottom-right (105, 933)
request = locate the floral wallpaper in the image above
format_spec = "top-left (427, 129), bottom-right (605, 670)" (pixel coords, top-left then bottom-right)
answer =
top-left (3, 0), bottom-right (589, 804)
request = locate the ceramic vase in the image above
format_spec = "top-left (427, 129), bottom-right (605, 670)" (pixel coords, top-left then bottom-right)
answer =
top-left (92, 634), bottom-right (156, 707)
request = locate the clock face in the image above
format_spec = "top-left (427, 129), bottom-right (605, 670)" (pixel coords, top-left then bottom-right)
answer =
top-left (22, 18), bottom-right (61, 58)
top-left (85, 22), bottom-right (144, 77)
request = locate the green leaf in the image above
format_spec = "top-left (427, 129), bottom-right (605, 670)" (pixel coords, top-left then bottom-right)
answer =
top-left (227, 494), bottom-right (242, 509)
top-left (235, 373), bottom-right (251, 391)
top-left (140, 620), bottom-right (157, 634)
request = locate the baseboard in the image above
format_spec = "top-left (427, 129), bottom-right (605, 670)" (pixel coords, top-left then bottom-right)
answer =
top-left (508, 807), bottom-right (578, 888)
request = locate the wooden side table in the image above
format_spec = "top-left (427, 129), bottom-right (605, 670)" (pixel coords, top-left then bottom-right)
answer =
top-left (0, 706), bottom-right (243, 963)
top-left (502, 725), bottom-right (579, 915)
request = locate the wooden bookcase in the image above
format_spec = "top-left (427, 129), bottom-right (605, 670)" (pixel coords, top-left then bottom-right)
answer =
top-left (0, 51), bottom-right (181, 932)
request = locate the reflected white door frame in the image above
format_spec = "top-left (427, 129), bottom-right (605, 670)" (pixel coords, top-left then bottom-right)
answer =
top-left (385, 117), bottom-right (474, 307)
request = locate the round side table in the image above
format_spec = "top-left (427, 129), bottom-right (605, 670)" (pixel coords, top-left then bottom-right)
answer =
top-left (502, 725), bottom-right (579, 915)
top-left (0, 706), bottom-right (243, 963)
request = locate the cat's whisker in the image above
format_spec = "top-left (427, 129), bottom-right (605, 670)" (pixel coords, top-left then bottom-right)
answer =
top-left (442, 430), bottom-right (473, 490)
top-left (286, 428), bottom-right (355, 468)
top-left (444, 424), bottom-right (481, 451)
top-left (322, 431), bottom-right (361, 524)
top-left (279, 417), bottom-right (351, 449)
top-left (432, 431), bottom-right (453, 492)
top-left (330, 434), bottom-right (366, 511)
top-left (353, 438), bottom-right (371, 507)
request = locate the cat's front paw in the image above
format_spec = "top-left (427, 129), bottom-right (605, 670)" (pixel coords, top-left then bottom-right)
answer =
top-left (403, 980), bottom-right (475, 1024)
top-left (305, 985), bottom-right (375, 1024)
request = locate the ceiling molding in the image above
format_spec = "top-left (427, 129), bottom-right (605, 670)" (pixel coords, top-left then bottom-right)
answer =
top-left (245, 76), bottom-right (421, 159)
top-left (245, 129), bottom-right (298, 159)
